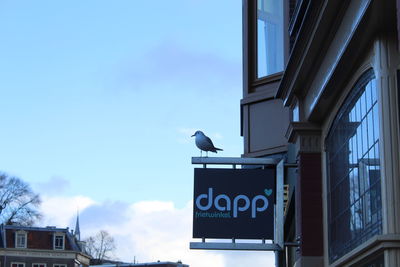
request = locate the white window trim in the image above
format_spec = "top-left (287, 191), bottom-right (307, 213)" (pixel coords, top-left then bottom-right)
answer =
top-left (53, 233), bottom-right (65, 250)
top-left (32, 263), bottom-right (47, 267)
top-left (15, 231), bottom-right (27, 249)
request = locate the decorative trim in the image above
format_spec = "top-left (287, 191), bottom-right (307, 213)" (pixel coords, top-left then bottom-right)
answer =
top-left (286, 122), bottom-right (320, 142)
top-left (286, 122), bottom-right (321, 153)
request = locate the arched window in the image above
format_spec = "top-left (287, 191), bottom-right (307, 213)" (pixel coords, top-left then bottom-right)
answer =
top-left (326, 69), bottom-right (382, 262)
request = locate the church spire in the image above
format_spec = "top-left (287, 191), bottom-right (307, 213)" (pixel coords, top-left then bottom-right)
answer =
top-left (75, 211), bottom-right (81, 241)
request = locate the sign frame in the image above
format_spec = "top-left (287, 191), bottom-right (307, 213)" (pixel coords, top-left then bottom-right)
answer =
top-left (189, 157), bottom-right (287, 251)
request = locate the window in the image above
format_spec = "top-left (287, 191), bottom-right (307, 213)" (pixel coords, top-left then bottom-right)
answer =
top-left (33, 264), bottom-right (46, 267)
top-left (15, 231), bottom-right (27, 248)
top-left (326, 69), bottom-right (382, 262)
top-left (257, 0), bottom-right (284, 78)
top-left (53, 264), bottom-right (67, 267)
top-left (54, 234), bottom-right (65, 250)
top-left (11, 263), bottom-right (25, 267)
top-left (292, 102), bottom-right (299, 122)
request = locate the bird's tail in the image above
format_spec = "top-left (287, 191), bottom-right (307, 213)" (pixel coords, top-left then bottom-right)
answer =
top-left (215, 147), bottom-right (223, 152)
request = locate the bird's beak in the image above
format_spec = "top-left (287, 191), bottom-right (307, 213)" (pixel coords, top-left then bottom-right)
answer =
top-left (191, 134), bottom-right (195, 137)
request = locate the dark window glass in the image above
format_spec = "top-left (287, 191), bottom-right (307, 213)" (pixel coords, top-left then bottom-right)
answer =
top-left (359, 254), bottom-right (384, 267)
top-left (54, 235), bottom-right (64, 249)
top-left (326, 69), bottom-right (382, 262)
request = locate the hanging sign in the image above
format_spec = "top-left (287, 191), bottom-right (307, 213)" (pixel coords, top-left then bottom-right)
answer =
top-left (193, 168), bottom-right (275, 239)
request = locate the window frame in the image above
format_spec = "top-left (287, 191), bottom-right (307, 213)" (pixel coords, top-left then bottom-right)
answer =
top-left (53, 233), bottom-right (65, 250)
top-left (243, 0), bottom-right (289, 93)
top-left (32, 263), bottom-right (46, 267)
top-left (15, 231), bottom-right (27, 249)
top-left (256, 0), bottom-right (285, 78)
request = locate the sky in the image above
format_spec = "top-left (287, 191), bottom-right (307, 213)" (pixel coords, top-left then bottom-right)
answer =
top-left (0, 1), bottom-right (275, 266)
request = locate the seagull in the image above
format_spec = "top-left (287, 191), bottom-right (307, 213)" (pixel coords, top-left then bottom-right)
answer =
top-left (191, 130), bottom-right (223, 157)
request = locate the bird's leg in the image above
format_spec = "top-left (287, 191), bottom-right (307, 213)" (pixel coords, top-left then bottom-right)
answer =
top-left (200, 150), bottom-right (202, 157)
top-left (206, 151), bottom-right (209, 157)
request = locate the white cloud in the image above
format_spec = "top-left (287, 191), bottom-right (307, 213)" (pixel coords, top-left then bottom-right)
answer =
top-left (39, 195), bottom-right (95, 227)
top-left (40, 195), bottom-right (275, 267)
top-left (131, 200), bottom-right (175, 213)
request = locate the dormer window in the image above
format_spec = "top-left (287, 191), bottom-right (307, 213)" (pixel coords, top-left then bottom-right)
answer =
top-left (53, 233), bottom-right (65, 250)
top-left (15, 231), bottom-right (27, 248)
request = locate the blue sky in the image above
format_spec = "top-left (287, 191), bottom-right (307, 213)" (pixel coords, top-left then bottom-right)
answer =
top-left (0, 0), bottom-right (242, 206)
top-left (0, 1), bottom-right (275, 266)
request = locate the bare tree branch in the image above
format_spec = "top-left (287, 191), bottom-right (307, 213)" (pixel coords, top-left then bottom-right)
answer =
top-left (84, 230), bottom-right (116, 264)
top-left (0, 173), bottom-right (42, 226)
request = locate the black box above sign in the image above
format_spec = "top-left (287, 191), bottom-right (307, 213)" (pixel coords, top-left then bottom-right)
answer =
top-left (193, 168), bottom-right (275, 239)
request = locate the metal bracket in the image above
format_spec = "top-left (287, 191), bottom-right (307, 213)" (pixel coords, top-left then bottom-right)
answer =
top-left (190, 241), bottom-right (282, 251)
top-left (275, 159), bottom-right (284, 249)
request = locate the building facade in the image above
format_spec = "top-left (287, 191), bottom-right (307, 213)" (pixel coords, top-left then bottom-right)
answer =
top-left (241, 0), bottom-right (400, 266)
top-left (0, 225), bottom-right (90, 267)
top-left (91, 262), bottom-right (189, 267)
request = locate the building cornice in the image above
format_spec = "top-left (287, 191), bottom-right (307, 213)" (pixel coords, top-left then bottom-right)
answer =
top-left (0, 248), bottom-right (91, 264)
top-left (0, 248), bottom-right (81, 258)
top-left (278, 0), bottom-right (396, 122)
top-left (286, 122), bottom-right (321, 153)
top-left (285, 122), bottom-right (320, 143)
